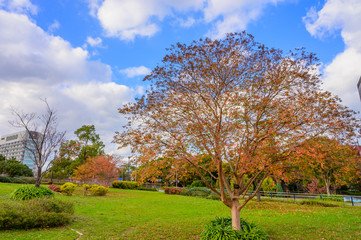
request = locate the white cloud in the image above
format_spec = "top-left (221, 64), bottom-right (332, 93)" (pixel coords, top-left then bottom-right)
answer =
top-left (204, 0), bottom-right (286, 39)
top-left (86, 36), bottom-right (103, 47)
top-left (89, 0), bottom-right (205, 40)
top-left (1, 0), bottom-right (37, 15)
top-left (87, 0), bottom-right (103, 17)
top-left (89, 0), bottom-right (286, 40)
top-left (303, 0), bottom-right (361, 109)
top-left (48, 20), bottom-right (60, 33)
top-left (119, 66), bottom-right (151, 78)
top-left (0, 9), bottom-right (133, 155)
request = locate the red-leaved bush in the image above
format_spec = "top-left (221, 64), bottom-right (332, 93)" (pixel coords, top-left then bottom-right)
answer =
top-left (48, 185), bottom-right (61, 192)
top-left (164, 187), bottom-right (185, 195)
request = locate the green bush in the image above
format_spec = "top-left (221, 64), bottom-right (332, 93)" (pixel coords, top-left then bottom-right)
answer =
top-left (319, 195), bottom-right (343, 202)
top-left (182, 187), bottom-right (212, 197)
top-left (112, 180), bottom-right (139, 189)
top-left (10, 185), bottom-right (54, 200)
top-left (60, 182), bottom-right (77, 196)
top-left (207, 191), bottom-right (221, 200)
top-left (89, 185), bottom-right (109, 196)
top-left (164, 187), bottom-right (185, 195)
top-left (200, 217), bottom-right (269, 240)
top-left (0, 176), bottom-right (35, 184)
top-left (136, 187), bottom-right (157, 191)
top-left (190, 180), bottom-right (206, 188)
top-left (0, 198), bottom-right (73, 229)
top-left (299, 199), bottom-right (339, 207)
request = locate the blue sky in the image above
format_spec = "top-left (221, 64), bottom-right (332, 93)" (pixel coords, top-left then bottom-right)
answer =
top-left (0, 0), bottom-right (360, 155)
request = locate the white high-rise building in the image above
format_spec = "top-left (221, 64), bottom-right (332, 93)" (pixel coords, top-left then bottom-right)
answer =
top-left (0, 130), bottom-right (40, 171)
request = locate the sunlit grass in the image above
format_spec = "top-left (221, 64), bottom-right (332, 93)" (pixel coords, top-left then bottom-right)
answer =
top-left (1, 183), bottom-right (360, 239)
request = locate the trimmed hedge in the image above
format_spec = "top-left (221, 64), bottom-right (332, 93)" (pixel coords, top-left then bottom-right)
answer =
top-left (200, 217), bottom-right (269, 240)
top-left (299, 199), bottom-right (339, 207)
top-left (181, 187), bottom-right (220, 200)
top-left (112, 181), bottom-right (139, 189)
top-left (0, 198), bottom-right (73, 229)
top-left (0, 175), bottom-right (35, 184)
top-left (10, 185), bottom-right (54, 200)
top-left (137, 187), bottom-right (157, 191)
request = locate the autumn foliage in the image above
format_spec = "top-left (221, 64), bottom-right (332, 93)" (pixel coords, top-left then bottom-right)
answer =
top-left (115, 32), bottom-right (361, 230)
top-left (73, 155), bottom-right (119, 186)
top-left (293, 137), bottom-right (360, 196)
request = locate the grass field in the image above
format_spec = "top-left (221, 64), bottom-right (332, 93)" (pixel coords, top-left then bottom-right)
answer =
top-left (1, 183), bottom-right (361, 239)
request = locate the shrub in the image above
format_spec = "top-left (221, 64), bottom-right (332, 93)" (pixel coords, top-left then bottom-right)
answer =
top-left (83, 184), bottom-right (91, 195)
top-left (10, 185), bottom-right (54, 200)
top-left (112, 180), bottom-right (139, 189)
top-left (190, 180), bottom-right (206, 188)
top-left (89, 185), bottom-right (108, 196)
top-left (319, 194), bottom-right (343, 202)
top-left (60, 182), bottom-right (77, 196)
top-left (200, 217), bottom-right (269, 240)
top-left (299, 200), bottom-right (339, 207)
top-left (207, 191), bottom-right (221, 200)
top-left (0, 198), bottom-right (73, 230)
top-left (48, 185), bottom-right (61, 192)
top-left (164, 187), bottom-right (185, 195)
top-left (182, 187), bottom-right (211, 197)
top-left (0, 176), bottom-right (35, 184)
top-left (136, 187), bottom-right (157, 191)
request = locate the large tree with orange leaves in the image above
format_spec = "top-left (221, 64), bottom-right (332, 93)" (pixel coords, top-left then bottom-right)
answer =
top-left (115, 32), bottom-right (360, 231)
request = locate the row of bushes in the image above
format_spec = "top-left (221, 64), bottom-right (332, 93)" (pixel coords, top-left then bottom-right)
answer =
top-left (0, 198), bottom-right (73, 230)
top-left (165, 187), bottom-right (221, 200)
top-left (112, 181), bottom-right (157, 191)
top-left (0, 175), bottom-right (35, 184)
top-left (299, 199), bottom-right (339, 207)
top-left (112, 180), bottom-right (139, 189)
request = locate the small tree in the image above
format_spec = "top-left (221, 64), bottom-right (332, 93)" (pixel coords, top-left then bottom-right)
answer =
top-left (10, 99), bottom-right (65, 187)
top-left (115, 32), bottom-right (360, 230)
top-left (73, 155), bottom-right (119, 186)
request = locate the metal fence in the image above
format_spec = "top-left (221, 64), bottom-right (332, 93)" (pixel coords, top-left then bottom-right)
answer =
top-left (250, 191), bottom-right (361, 206)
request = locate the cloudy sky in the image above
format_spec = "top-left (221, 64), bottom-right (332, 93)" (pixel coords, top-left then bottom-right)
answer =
top-left (0, 0), bottom-right (360, 155)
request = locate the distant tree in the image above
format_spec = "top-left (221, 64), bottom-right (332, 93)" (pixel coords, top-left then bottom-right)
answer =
top-left (295, 137), bottom-right (359, 196)
top-left (10, 99), bottom-right (65, 187)
top-left (48, 140), bottom-right (81, 179)
top-left (73, 155), bottom-right (119, 186)
top-left (0, 154), bottom-right (6, 174)
top-left (48, 125), bottom-right (105, 179)
top-left (75, 125), bottom-right (105, 163)
top-left (115, 32), bottom-right (360, 230)
top-left (4, 158), bottom-right (34, 177)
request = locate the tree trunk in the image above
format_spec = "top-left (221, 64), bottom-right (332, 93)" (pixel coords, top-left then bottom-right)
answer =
top-left (35, 167), bottom-right (42, 188)
top-left (252, 182), bottom-right (261, 202)
top-left (324, 179), bottom-right (331, 196)
top-left (231, 202), bottom-right (241, 231)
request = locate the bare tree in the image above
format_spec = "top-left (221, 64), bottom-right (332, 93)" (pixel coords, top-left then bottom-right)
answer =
top-left (10, 99), bottom-right (65, 187)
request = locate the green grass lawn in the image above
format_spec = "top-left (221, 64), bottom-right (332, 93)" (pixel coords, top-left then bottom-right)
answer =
top-left (1, 183), bottom-right (361, 239)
